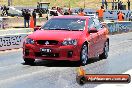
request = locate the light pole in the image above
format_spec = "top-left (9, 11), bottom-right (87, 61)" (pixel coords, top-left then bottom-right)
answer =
top-left (69, 0), bottom-right (71, 9)
top-left (84, 0), bottom-right (85, 8)
top-left (8, 0), bottom-right (10, 6)
top-left (8, 0), bottom-right (13, 6)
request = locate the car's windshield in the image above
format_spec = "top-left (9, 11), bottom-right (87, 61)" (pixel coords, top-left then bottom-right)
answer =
top-left (41, 18), bottom-right (86, 31)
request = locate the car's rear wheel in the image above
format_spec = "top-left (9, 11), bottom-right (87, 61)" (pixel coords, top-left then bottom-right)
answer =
top-left (24, 58), bottom-right (35, 65)
top-left (99, 41), bottom-right (109, 59)
top-left (80, 44), bottom-right (88, 66)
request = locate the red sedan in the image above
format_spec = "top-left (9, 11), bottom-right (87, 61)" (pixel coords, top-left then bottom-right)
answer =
top-left (23, 16), bottom-right (109, 65)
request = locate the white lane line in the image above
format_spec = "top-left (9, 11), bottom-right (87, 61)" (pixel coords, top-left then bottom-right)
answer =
top-left (0, 63), bottom-right (32, 72)
top-left (0, 48), bottom-right (22, 54)
top-left (0, 67), bottom-right (68, 85)
top-left (95, 69), bottom-right (132, 88)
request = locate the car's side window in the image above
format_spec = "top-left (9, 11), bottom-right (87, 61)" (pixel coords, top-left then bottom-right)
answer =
top-left (88, 18), bottom-right (95, 31)
top-left (93, 19), bottom-right (102, 30)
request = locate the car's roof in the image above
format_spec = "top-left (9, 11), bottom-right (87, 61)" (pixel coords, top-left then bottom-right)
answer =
top-left (53, 15), bottom-right (90, 19)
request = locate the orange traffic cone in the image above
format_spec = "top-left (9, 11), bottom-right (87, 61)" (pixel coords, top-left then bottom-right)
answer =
top-left (78, 66), bottom-right (86, 76)
top-left (30, 16), bottom-right (34, 29)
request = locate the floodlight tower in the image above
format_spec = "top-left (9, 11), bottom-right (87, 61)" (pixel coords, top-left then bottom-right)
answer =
top-left (8, 0), bottom-right (10, 6)
top-left (69, 0), bottom-right (71, 9)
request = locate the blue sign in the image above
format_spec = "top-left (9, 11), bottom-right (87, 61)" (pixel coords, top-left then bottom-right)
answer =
top-left (107, 22), bottom-right (132, 34)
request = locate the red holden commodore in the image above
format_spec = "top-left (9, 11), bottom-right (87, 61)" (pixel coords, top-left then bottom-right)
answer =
top-left (23, 16), bottom-right (109, 65)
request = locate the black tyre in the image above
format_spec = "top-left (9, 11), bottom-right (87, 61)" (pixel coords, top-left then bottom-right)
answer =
top-left (99, 41), bottom-right (109, 59)
top-left (80, 44), bottom-right (88, 66)
top-left (24, 58), bottom-right (35, 65)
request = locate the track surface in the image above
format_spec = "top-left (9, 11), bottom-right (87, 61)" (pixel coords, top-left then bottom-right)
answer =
top-left (0, 32), bottom-right (132, 88)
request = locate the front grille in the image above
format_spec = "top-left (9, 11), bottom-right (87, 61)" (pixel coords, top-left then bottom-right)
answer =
top-left (36, 40), bottom-right (58, 45)
top-left (35, 52), bottom-right (59, 58)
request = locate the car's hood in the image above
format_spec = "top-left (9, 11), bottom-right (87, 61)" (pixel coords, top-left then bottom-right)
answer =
top-left (28, 30), bottom-right (83, 41)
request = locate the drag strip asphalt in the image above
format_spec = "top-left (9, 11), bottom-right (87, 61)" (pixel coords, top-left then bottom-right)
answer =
top-left (0, 32), bottom-right (132, 88)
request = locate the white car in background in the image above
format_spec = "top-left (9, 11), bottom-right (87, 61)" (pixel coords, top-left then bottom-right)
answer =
top-left (8, 6), bottom-right (22, 17)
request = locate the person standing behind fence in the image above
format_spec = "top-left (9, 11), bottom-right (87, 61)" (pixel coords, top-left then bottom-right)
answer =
top-left (78, 8), bottom-right (85, 16)
top-left (96, 6), bottom-right (105, 22)
top-left (24, 11), bottom-right (31, 28)
top-left (32, 10), bottom-right (36, 26)
top-left (1, 5), bottom-right (7, 16)
top-left (118, 11), bottom-right (124, 21)
top-left (105, 0), bottom-right (108, 9)
top-left (118, 1), bottom-right (120, 10)
top-left (64, 10), bottom-right (70, 15)
top-left (127, 0), bottom-right (130, 10)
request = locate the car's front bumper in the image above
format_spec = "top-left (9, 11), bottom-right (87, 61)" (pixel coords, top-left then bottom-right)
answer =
top-left (23, 44), bottom-right (81, 61)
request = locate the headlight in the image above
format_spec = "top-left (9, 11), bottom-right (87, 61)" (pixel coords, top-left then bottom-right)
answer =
top-left (62, 39), bottom-right (77, 45)
top-left (25, 38), bottom-right (34, 44)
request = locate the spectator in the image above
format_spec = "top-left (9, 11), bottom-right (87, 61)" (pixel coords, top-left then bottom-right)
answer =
top-left (64, 10), bottom-right (69, 15)
top-left (75, 10), bottom-right (78, 14)
top-left (32, 10), bottom-right (36, 26)
top-left (118, 1), bottom-right (123, 10)
top-left (102, 0), bottom-right (105, 7)
top-left (118, 1), bottom-right (121, 10)
top-left (105, 0), bottom-right (108, 9)
top-left (78, 8), bottom-right (85, 16)
top-left (24, 11), bottom-right (31, 28)
top-left (112, 0), bottom-right (114, 10)
top-left (127, 0), bottom-right (130, 10)
top-left (118, 11), bottom-right (124, 21)
top-left (96, 6), bottom-right (105, 22)
top-left (21, 9), bottom-right (26, 17)
top-left (120, 1), bottom-right (123, 10)
top-left (68, 8), bottom-right (72, 15)
top-left (4, 5), bottom-right (9, 16)
top-left (1, 6), bottom-right (4, 16)
top-left (1, 5), bottom-right (9, 16)
top-left (115, 2), bottom-right (118, 10)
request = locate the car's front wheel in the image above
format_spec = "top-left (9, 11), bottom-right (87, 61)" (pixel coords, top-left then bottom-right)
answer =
top-left (24, 58), bottom-right (35, 65)
top-left (99, 41), bottom-right (109, 59)
top-left (80, 44), bottom-right (88, 66)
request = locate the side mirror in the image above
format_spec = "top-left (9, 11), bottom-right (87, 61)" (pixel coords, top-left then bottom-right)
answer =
top-left (34, 26), bottom-right (41, 31)
top-left (88, 27), bottom-right (98, 33)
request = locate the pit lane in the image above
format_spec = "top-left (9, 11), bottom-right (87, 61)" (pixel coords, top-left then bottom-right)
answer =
top-left (0, 32), bottom-right (132, 88)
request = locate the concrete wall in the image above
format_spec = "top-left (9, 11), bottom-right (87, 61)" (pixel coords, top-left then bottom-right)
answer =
top-left (0, 28), bottom-right (32, 51)
top-left (0, 33), bottom-right (31, 50)
top-left (0, 17), bottom-right (47, 29)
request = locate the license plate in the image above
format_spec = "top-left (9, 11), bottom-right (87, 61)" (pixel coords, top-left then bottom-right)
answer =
top-left (41, 48), bottom-right (52, 53)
